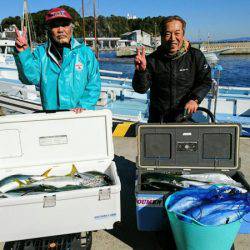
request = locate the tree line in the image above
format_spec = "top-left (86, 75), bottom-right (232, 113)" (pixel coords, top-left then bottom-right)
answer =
top-left (1, 5), bottom-right (165, 43)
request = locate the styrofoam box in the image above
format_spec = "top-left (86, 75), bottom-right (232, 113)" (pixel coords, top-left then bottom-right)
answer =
top-left (0, 110), bottom-right (121, 242)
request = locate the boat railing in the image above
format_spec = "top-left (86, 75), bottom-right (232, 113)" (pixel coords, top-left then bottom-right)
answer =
top-left (101, 75), bottom-right (132, 85)
top-left (100, 69), bottom-right (123, 75)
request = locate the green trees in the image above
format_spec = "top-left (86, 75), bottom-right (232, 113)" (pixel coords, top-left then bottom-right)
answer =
top-left (1, 5), bottom-right (164, 42)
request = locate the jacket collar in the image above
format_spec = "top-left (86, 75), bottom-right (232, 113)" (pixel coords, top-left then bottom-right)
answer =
top-left (70, 36), bottom-right (81, 49)
top-left (46, 35), bottom-right (82, 66)
top-left (157, 40), bottom-right (190, 60)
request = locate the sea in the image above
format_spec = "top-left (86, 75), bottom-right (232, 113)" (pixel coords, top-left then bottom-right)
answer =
top-left (99, 52), bottom-right (250, 88)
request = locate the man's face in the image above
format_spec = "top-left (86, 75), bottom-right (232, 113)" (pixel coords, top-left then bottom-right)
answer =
top-left (161, 20), bottom-right (184, 55)
top-left (49, 19), bottom-right (72, 44)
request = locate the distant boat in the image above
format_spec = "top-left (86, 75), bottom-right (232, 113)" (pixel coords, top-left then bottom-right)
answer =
top-left (200, 46), bottom-right (230, 65)
top-left (202, 51), bottom-right (219, 65)
top-left (0, 39), bottom-right (16, 69)
top-left (0, 0), bottom-right (36, 70)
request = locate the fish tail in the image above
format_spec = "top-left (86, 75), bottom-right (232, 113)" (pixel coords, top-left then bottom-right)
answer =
top-left (41, 168), bottom-right (52, 178)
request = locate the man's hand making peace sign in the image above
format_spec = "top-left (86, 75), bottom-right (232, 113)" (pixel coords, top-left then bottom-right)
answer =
top-left (134, 46), bottom-right (147, 71)
top-left (15, 26), bottom-right (28, 52)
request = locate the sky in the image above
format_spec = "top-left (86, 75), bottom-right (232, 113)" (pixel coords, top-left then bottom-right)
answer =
top-left (0, 0), bottom-right (249, 40)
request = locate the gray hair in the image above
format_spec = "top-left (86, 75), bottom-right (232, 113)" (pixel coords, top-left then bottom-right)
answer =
top-left (160, 16), bottom-right (186, 36)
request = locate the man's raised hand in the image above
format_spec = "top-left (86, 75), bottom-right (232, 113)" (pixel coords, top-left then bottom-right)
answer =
top-left (15, 26), bottom-right (28, 52)
top-left (134, 47), bottom-right (147, 71)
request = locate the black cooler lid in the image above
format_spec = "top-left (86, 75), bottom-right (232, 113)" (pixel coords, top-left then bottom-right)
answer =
top-left (137, 123), bottom-right (240, 171)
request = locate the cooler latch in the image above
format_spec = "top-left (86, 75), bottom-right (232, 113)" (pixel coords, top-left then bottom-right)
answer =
top-left (43, 195), bottom-right (56, 208)
top-left (99, 188), bottom-right (111, 200)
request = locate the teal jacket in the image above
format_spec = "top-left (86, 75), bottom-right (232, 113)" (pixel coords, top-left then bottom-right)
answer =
top-left (14, 38), bottom-right (101, 110)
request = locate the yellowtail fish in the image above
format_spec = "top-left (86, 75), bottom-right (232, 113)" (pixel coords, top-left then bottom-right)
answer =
top-left (25, 176), bottom-right (89, 189)
top-left (6, 183), bottom-right (87, 198)
top-left (0, 164), bottom-right (79, 194)
top-left (0, 169), bottom-right (51, 193)
top-left (11, 175), bottom-right (111, 192)
top-left (1, 165), bottom-right (112, 197)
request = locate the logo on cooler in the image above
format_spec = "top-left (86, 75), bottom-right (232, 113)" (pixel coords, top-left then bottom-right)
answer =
top-left (136, 197), bottom-right (163, 207)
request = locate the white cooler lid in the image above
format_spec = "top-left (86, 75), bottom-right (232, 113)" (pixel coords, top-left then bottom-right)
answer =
top-left (0, 110), bottom-right (114, 171)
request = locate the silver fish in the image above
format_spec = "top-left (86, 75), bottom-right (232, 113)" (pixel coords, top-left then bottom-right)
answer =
top-left (168, 196), bottom-right (203, 213)
top-left (181, 173), bottom-right (243, 188)
top-left (181, 180), bottom-right (210, 188)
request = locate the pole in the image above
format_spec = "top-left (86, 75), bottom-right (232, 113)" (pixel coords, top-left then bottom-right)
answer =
top-left (21, 0), bottom-right (25, 31)
top-left (154, 22), bottom-right (157, 49)
top-left (213, 69), bottom-right (221, 120)
top-left (23, 0), bottom-right (33, 51)
top-left (82, 0), bottom-right (86, 44)
top-left (93, 0), bottom-right (99, 58)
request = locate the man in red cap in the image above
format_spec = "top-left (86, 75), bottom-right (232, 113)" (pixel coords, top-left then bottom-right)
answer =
top-left (14, 7), bottom-right (101, 113)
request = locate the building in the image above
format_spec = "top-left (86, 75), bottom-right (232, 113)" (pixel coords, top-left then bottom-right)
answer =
top-left (126, 13), bottom-right (137, 20)
top-left (0, 25), bottom-right (16, 40)
top-left (120, 30), bottom-right (151, 47)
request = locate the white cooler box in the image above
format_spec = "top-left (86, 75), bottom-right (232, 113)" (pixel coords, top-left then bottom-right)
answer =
top-left (0, 110), bottom-right (121, 242)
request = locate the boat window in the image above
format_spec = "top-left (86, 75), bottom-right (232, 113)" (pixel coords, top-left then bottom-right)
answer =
top-left (7, 47), bottom-right (15, 54)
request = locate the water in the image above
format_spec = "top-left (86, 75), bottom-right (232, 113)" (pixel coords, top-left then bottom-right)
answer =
top-left (99, 52), bottom-right (250, 87)
top-left (219, 55), bottom-right (250, 87)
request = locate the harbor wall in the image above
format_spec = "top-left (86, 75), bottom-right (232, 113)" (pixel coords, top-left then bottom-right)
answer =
top-left (192, 42), bottom-right (250, 55)
top-left (116, 42), bottom-right (250, 57)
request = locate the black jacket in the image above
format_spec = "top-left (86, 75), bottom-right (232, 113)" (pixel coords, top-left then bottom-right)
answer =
top-left (132, 46), bottom-right (212, 122)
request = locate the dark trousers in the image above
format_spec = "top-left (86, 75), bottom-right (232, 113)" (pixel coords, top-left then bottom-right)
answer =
top-left (148, 106), bottom-right (185, 123)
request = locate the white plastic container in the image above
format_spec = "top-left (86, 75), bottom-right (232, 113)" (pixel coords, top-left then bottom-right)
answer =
top-left (0, 110), bottom-right (121, 242)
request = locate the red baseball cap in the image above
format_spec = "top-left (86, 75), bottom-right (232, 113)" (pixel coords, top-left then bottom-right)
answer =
top-left (45, 8), bottom-right (72, 23)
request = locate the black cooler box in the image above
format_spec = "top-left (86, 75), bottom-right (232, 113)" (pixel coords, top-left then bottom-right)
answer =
top-left (135, 123), bottom-right (250, 233)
